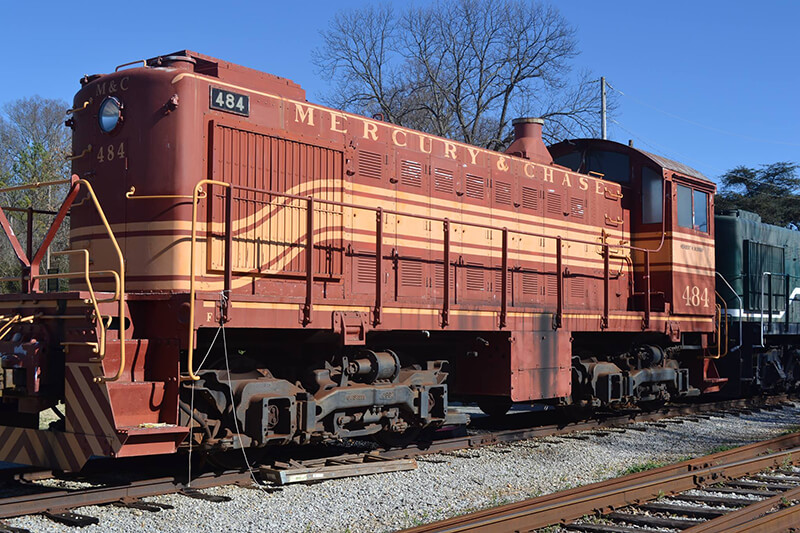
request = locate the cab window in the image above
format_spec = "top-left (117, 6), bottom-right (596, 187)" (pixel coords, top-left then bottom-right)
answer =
top-left (693, 190), bottom-right (708, 232)
top-left (676, 183), bottom-right (709, 233)
top-left (586, 150), bottom-right (630, 184)
top-left (641, 167), bottom-right (662, 224)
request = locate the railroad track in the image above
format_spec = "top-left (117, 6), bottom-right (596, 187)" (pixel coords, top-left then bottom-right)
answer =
top-left (399, 431), bottom-right (800, 533)
top-left (0, 395), bottom-right (793, 530)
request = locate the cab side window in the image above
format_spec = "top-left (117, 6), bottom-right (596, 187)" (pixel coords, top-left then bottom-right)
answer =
top-left (693, 189), bottom-right (708, 232)
top-left (641, 167), bottom-right (662, 224)
top-left (676, 183), bottom-right (709, 233)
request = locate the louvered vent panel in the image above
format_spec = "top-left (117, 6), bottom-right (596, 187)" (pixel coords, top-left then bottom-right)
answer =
top-left (466, 262), bottom-right (485, 291)
top-left (570, 197), bottom-right (585, 219)
top-left (522, 273), bottom-right (539, 295)
top-left (545, 276), bottom-right (558, 296)
top-left (434, 263), bottom-right (455, 288)
top-left (570, 278), bottom-right (586, 299)
top-left (495, 181), bottom-right (512, 205)
top-left (546, 191), bottom-right (562, 215)
top-left (434, 168), bottom-right (454, 194)
top-left (359, 151), bottom-right (382, 180)
top-left (494, 270), bottom-right (512, 293)
top-left (401, 261), bottom-right (424, 287)
top-left (465, 175), bottom-right (484, 200)
top-left (401, 160), bottom-right (422, 187)
top-left (356, 255), bottom-right (376, 284)
top-left (521, 187), bottom-right (539, 210)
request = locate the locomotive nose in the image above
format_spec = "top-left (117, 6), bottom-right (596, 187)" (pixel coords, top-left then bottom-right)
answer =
top-left (504, 117), bottom-right (552, 164)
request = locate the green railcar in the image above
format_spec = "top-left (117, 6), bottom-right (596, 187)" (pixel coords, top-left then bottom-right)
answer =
top-left (715, 210), bottom-right (800, 394)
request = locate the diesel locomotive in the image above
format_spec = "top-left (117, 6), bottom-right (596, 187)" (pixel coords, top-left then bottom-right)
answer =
top-left (0, 50), bottom-right (792, 471)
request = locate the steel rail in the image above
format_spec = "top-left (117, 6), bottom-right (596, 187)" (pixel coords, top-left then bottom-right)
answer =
top-left (682, 485), bottom-right (800, 532)
top-left (0, 396), bottom-right (791, 522)
top-left (381, 395), bottom-right (792, 459)
top-left (397, 432), bottom-right (800, 533)
top-left (0, 470), bottom-right (251, 519)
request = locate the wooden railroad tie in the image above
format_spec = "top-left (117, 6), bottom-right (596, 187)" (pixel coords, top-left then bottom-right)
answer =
top-left (260, 452), bottom-right (417, 485)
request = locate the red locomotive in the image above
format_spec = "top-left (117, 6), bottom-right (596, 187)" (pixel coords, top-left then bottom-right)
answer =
top-left (0, 51), bottom-right (723, 471)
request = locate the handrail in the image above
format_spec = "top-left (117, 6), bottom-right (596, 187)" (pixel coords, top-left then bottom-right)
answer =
top-left (226, 182), bottom-right (648, 257)
top-left (73, 179), bottom-right (126, 382)
top-left (194, 180), bottom-right (656, 333)
top-left (0, 314), bottom-right (36, 341)
top-left (186, 179), bottom-right (231, 381)
top-left (36, 249), bottom-right (123, 359)
top-left (115, 59), bottom-right (146, 72)
top-left (67, 145), bottom-right (92, 162)
top-left (126, 185), bottom-right (206, 200)
top-left (66, 99), bottom-right (92, 115)
top-left (715, 271), bottom-right (742, 355)
top-left (0, 176), bottom-right (125, 381)
top-left (0, 179), bottom-right (73, 195)
top-left (706, 294), bottom-right (728, 359)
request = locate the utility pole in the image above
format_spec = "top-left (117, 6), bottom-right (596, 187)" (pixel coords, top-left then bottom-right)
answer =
top-left (600, 76), bottom-right (607, 140)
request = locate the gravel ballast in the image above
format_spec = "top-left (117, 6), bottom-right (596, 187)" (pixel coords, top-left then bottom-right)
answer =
top-left (7, 403), bottom-right (800, 533)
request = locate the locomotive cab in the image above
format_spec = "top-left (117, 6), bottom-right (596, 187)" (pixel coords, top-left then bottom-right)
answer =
top-left (549, 139), bottom-right (723, 395)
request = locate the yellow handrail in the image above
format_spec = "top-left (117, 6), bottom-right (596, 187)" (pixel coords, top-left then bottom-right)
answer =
top-left (39, 250), bottom-right (110, 358)
top-left (73, 179), bottom-right (126, 383)
top-left (67, 145), bottom-right (93, 162)
top-left (0, 179), bottom-right (72, 195)
top-left (66, 99), bottom-right (92, 115)
top-left (0, 176), bottom-right (125, 381)
top-left (126, 185), bottom-right (206, 201)
top-left (185, 179), bottom-right (230, 381)
top-left (0, 314), bottom-right (35, 341)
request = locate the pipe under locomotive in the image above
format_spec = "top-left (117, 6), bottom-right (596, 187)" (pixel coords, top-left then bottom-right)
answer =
top-left (0, 50), bottom-right (787, 471)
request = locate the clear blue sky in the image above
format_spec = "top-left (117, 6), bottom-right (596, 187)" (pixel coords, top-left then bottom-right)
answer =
top-left (2, 0), bottom-right (797, 184)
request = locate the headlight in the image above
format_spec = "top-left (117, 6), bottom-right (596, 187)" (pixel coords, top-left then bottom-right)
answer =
top-left (98, 96), bottom-right (123, 133)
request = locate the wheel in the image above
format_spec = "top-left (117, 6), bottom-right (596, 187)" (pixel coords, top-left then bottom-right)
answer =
top-left (205, 447), bottom-right (269, 471)
top-left (373, 426), bottom-right (422, 449)
top-left (637, 399), bottom-right (667, 412)
top-left (476, 396), bottom-right (513, 417)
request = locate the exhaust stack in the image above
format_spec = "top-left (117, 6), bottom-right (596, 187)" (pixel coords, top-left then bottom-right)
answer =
top-left (504, 117), bottom-right (552, 164)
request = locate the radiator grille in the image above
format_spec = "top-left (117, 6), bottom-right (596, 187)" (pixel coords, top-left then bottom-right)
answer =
top-left (400, 160), bottom-right (423, 188)
top-left (495, 181), bottom-right (512, 205)
top-left (465, 175), bottom-right (484, 200)
top-left (434, 168), bottom-right (454, 194)
top-left (211, 123), bottom-right (343, 277)
top-left (521, 187), bottom-right (539, 211)
top-left (359, 151), bottom-right (383, 180)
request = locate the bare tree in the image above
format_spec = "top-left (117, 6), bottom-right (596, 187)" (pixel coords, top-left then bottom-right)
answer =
top-left (0, 96), bottom-right (71, 290)
top-left (314, 0), bottom-right (606, 149)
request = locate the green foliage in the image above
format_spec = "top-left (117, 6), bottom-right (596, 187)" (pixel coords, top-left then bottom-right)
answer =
top-left (618, 460), bottom-right (668, 476)
top-left (0, 95), bottom-right (71, 291)
top-left (708, 444), bottom-right (738, 454)
top-left (715, 162), bottom-right (800, 228)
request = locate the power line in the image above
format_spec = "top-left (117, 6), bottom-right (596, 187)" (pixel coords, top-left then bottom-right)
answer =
top-left (607, 84), bottom-right (800, 148)
top-left (609, 118), bottom-right (727, 177)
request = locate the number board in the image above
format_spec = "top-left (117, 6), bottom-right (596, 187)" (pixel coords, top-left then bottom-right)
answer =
top-left (209, 87), bottom-right (249, 116)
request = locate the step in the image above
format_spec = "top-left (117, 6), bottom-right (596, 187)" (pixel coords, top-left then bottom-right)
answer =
top-left (115, 423), bottom-right (188, 458)
top-left (107, 380), bottom-right (172, 427)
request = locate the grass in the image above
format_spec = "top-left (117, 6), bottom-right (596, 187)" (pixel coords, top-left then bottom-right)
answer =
top-left (618, 456), bottom-right (692, 477)
top-left (708, 444), bottom-right (738, 454)
top-left (618, 460), bottom-right (669, 476)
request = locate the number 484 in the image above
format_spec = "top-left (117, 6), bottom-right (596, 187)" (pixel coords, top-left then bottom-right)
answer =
top-left (682, 285), bottom-right (709, 307)
top-left (216, 92), bottom-right (246, 112)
